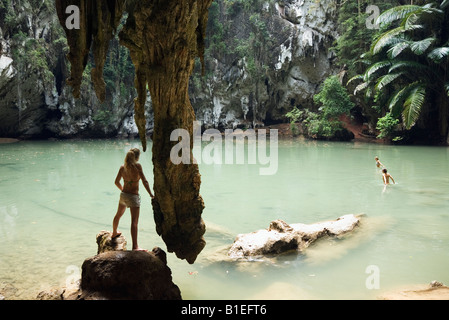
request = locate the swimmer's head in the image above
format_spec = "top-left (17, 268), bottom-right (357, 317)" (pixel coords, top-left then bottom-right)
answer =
top-left (382, 168), bottom-right (387, 173)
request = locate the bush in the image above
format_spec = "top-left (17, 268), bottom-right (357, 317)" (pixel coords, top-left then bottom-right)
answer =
top-left (376, 113), bottom-right (399, 140)
top-left (313, 75), bottom-right (354, 119)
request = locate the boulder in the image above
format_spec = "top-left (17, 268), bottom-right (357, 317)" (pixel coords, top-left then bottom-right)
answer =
top-left (79, 248), bottom-right (181, 300)
top-left (228, 214), bottom-right (360, 259)
top-left (37, 231), bottom-right (181, 300)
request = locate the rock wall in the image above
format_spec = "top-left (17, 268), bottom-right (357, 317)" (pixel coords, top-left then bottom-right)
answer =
top-left (0, 0), bottom-right (139, 139)
top-left (189, 0), bottom-right (339, 130)
top-left (1, 0), bottom-right (339, 138)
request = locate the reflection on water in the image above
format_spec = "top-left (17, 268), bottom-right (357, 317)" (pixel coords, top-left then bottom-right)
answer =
top-left (0, 139), bottom-right (449, 299)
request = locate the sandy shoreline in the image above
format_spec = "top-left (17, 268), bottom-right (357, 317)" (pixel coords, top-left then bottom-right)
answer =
top-left (379, 282), bottom-right (449, 300)
top-left (0, 138), bottom-right (20, 144)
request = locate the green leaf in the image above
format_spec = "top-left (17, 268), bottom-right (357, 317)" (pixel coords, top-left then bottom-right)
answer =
top-left (402, 84), bottom-right (426, 129)
top-left (375, 72), bottom-right (405, 91)
top-left (388, 60), bottom-right (429, 74)
top-left (427, 47), bottom-right (449, 62)
top-left (371, 27), bottom-right (406, 54)
top-left (354, 81), bottom-right (368, 95)
top-left (364, 60), bottom-right (391, 82)
top-left (442, 0), bottom-right (449, 9)
top-left (376, 5), bottom-right (421, 27)
top-left (387, 83), bottom-right (416, 117)
top-left (387, 41), bottom-right (411, 58)
top-left (410, 37), bottom-right (435, 55)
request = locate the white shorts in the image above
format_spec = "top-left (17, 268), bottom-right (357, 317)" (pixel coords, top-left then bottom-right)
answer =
top-left (119, 192), bottom-right (141, 208)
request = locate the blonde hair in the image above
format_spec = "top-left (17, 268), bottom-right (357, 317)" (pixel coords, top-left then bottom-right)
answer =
top-left (124, 148), bottom-right (140, 172)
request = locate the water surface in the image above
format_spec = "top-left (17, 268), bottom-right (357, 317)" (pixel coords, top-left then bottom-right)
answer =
top-left (1, 138), bottom-right (448, 299)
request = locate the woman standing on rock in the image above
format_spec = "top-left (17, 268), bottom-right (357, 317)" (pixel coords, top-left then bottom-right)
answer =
top-left (112, 148), bottom-right (154, 251)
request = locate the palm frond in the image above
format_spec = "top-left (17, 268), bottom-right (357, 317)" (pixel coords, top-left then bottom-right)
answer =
top-left (402, 84), bottom-right (426, 129)
top-left (364, 60), bottom-right (391, 82)
top-left (410, 37), bottom-right (436, 55)
top-left (347, 74), bottom-right (364, 86)
top-left (387, 41), bottom-right (411, 59)
top-left (387, 82), bottom-right (416, 117)
top-left (442, 0), bottom-right (449, 9)
top-left (354, 81), bottom-right (369, 95)
top-left (402, 12), bottom-right (419, 29)
top-left (376, 5), bottom-right (421, 27)
top-left (388, 60), bottom-right (430, 74)
top-left (372, 27), bottom-right (406, 54)
top-left (427, 47), bottom-right (449, 62)
top-left (375, 72), bottom-right (405, 91)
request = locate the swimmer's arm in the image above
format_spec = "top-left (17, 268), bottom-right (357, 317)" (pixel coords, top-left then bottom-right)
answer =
top-left (137, 164), bottom-right (154, 198)
top-left (115, 166), bottom-right (123, 191)
top-left (390, 175), bottom-right (396, 184)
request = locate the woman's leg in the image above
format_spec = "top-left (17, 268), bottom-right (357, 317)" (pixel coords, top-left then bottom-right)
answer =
top-left (112, 203), bottom-right (126, 238)
top-left (130, 206), bottom-right (145, 250)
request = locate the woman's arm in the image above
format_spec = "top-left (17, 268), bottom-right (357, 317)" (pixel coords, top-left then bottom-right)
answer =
top-left (115, 166), bottom-right (123, 191)
top-left (137, 164), bottom-right (154, 198)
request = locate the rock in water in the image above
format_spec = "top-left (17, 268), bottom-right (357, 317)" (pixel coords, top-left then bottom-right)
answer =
top-left (228, 214), bottom-right (360, 259)
top-left (96, 230), bottom-right (127, 254)
top-left (37, 232), bottom-right (181, 300)
top-left (80, 248), bottom-right (181, 300)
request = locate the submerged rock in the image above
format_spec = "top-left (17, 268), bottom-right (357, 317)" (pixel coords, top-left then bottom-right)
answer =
top-left (228, 214), bottom-right (360, 259)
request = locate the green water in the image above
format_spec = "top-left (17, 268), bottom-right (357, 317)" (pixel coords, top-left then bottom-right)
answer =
top-left (1, 138), bottom-right (449, 299)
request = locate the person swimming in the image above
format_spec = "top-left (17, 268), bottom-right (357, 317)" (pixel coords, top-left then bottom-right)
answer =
top-left (382, 168), bottom-right (395, 185)
top-left (111, 148), bottom-right (154, 251)
top-left (375, 156), bottom-right (384, 168)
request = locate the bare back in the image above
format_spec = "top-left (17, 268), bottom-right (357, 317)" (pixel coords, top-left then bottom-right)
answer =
top-left (119, 164), bottom-right (141, 195)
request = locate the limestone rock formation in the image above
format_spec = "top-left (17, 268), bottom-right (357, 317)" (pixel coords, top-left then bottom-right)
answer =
top-left (55, 0), bottom-right (213, 263)
top-left (2, 0), bottom-right (343, 138)
top-left (119, 0), bottom-right (211, 264)
top-left (189, 0), bottom-right (340, 129)
top-left (228, 214), bottom-right (360, 259)
top-left (79, 249), bottom-right (181, 300)
top-left (37, 231), bottom-right (181, 300)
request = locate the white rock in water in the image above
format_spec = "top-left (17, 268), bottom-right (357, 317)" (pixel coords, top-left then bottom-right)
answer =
top-left (228, 214), bottom-right (360, 259)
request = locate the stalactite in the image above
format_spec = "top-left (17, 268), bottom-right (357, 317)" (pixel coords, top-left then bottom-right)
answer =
top-left (55, 0), bottom-right (213, 263)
